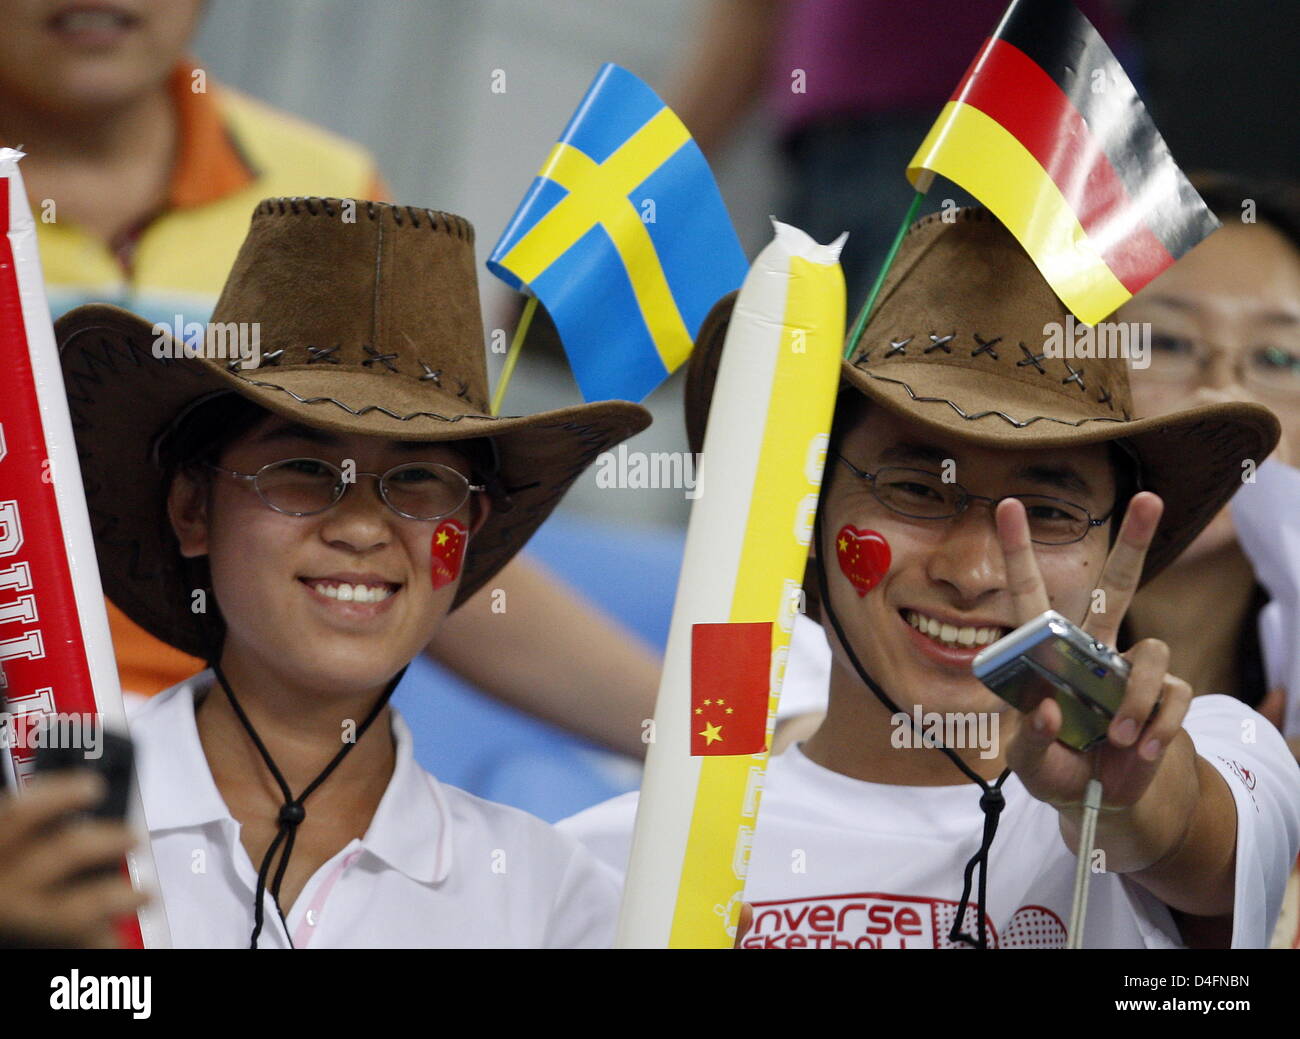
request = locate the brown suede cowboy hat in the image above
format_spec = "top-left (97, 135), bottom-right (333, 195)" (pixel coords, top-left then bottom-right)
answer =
top-left (686, 207), bottom-right (1280, 588)
top-left (57, 197), bottom-right (652, 658)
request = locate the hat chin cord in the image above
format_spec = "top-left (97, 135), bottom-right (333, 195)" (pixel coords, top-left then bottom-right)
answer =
top-left (811, 505), bottom-right (1009, 949)
top-left (811, 505), bottom-right (1107, 949)
top-left (200, 624), bottom-right (407, 949)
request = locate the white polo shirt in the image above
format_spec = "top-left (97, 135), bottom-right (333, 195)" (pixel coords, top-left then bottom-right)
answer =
top-left (127, 672), bottom-right (620, 948)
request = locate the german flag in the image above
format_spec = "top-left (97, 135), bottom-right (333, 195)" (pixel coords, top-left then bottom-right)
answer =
top-left (908, 0), bottom-right (1218, 326)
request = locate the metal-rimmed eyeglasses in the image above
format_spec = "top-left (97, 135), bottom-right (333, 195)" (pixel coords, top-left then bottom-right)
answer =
top-left (208, 458), bottom-right (485, 522)
top-left (1141, 334), bottom-right (1300, 398)
top-left (834, 453), bottom-right (1114, 545)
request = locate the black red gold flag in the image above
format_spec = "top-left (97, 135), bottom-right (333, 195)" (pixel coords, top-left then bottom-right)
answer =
top-left (908, 0), bottom-right (1218, 325)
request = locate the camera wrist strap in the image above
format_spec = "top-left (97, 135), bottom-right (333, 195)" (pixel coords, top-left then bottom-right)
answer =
top-left (1066, 775), bottom-right (1104, 949)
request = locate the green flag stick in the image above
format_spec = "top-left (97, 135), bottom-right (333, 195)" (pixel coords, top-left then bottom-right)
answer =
top-left (843, 183), bottom-right (931, 361)
top-left (490, 294), bottom-right (538, 416)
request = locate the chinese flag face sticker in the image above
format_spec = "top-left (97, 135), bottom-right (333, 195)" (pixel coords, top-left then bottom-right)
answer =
top-left (430, 520), bottom-right (467, 590)
top-left (836, 525), bottom-right (890, 596)
top-left (690, 622), bottom-right (771, 756)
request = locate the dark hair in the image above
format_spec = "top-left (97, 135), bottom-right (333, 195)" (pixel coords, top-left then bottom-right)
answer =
top-left (1191, 170), bottom-right (1300, 254)
top-left (153, 392), bottom-right (498, 659)
top-left (152, 394), bottom-right (267, 659)
top-left (155, 392), bottom-right (273, 477)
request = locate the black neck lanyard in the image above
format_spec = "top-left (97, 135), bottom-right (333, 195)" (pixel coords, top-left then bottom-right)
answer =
top-left (203, 634), bottom-right (407, 948)
top-left (811, 506), bottom-right (1010, 949)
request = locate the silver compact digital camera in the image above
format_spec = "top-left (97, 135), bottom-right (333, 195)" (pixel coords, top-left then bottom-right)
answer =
top-left (972, 610), bottom-right (1130, 751)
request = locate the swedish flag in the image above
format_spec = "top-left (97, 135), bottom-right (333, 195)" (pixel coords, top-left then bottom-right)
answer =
top-left (488, 63), bottom-right (748, 403)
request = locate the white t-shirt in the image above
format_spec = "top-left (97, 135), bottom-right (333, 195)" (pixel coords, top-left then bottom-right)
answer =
top-left (128, 672), bottom-right (620, 948)
top-left (772, 608), bottom-right (833, 723)
top-left (561, 695), bottom-right (1300, 948)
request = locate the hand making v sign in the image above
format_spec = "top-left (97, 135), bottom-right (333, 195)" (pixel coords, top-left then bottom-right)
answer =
top-left (995, 490), bottom-right (1238, 917)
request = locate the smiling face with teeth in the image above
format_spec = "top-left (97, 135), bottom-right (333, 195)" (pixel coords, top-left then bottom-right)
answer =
top-left (167, 415), bottom-right (489, 703)
top-left (819, 401), bottom-right (1118, 729)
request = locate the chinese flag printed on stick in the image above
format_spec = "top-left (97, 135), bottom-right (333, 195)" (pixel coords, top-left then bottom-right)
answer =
top-left (690, 622), bottom-right (770, 756)
top-left (907, 0), bottom-right (1218, 325)
top-left (616, 222), bottom-right (844, 948)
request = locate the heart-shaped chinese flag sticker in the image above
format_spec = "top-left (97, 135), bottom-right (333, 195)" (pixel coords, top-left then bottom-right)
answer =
top-left (835, 525), bottom-right (890, 596)
top-left (431, 520), bottom-right (467, 590)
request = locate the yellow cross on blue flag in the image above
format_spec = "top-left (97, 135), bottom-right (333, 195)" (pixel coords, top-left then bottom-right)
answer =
top-left (488, 63), bottom-right (749, 403)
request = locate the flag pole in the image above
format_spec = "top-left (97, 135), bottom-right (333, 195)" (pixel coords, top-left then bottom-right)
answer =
top-left (490, 294), bottom-right (538, 416)
top-left (843, 178), bottom-right (931, 360)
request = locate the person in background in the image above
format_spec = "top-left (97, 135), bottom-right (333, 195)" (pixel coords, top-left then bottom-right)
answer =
top-left (1121, 174), bottom-right (1300, 948)
top-left (1120, 174), bottom-right (1300, 744)
top-left (0, 0), bottom-right (659, 760)
top-left (668, 0), bottom-right (1123, 300)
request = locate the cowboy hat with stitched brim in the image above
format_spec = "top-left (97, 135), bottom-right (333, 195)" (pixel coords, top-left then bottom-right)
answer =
top-left (57, 197), bottom-right (652, 659)
top-left (685, 207), bottom-right (1280, 589)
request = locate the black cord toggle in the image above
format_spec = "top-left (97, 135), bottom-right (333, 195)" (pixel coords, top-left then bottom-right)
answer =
top-left (200, 623), bottom-right (406, 948)
top-left (950, 777), bottom-right (1009, 949)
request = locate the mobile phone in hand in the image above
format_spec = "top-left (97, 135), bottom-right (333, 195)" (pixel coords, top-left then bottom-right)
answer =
top-left (34, 730), bottom-right (135, 821)
top-left (972, 610), bottom-right (1129, 751)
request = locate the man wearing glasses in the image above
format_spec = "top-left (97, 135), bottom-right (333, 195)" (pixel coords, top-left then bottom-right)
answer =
top-left (563, 209), bottom-right (1300, 949)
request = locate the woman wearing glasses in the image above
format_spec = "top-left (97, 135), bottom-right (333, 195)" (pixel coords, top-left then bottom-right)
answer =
top-left (1121, 175), bottom-right (1300, 748)
top-left (1122, 175), bottom-right (1300, 947)
top-left (48, 199), bottom-right (651, 948)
